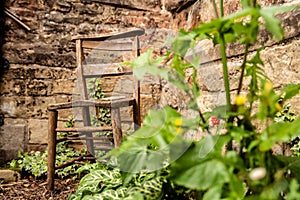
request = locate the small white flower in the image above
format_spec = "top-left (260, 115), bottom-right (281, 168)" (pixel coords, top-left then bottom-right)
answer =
top-left (249, 167), bottom-right (266, 181)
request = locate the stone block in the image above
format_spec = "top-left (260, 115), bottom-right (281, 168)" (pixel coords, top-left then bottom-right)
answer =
top-left (0, 97), bottom-right (18, 117)
top-left (28, 119), bottom-right (48, 144)
top-left (2, 118), bottom-right (27, 125)
top-left (288, 94), bottom-right (300, 114)
top-left (0, 169), bottom-right (21, 183)
top-left (26, 144), bottom-right (47, 152)
top-left (140, 94), bottom-right (160, 119)
top-left (0, 79), bottom-right (13, 95)
top-left (27, 79), bottom-right (52, 96)
top-left (0, 124), bottom-right (26, 160)
top-left (197, 92), bottom-right (227, 112)
top-left (54, 94), bottom-right (73, 103)
top-left (0, 96), bottom-right (56, 119)
top-left (52, 79), bottom-right (75, 95)
top-left (261, 39), bottom-right (300, 86)
top-left (32, 97), bottom-right (56, 118)
top-left (58, 108), bottom-right (74, 120)
top-left (197, 62), bottom-right (224, 92)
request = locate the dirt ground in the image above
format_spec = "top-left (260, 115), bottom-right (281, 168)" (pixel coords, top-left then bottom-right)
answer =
top-left (0, 178), bottom-right (79, 200)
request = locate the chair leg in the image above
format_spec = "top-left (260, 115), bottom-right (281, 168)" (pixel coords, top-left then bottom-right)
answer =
top-left (111, 108), bottom-right (122, 147)
top-left (82, 107), bottom-right (95, 156)
top-left (133, 101), bottom-right (141, 131)
top-left (47, 110), bottom-right (58, 191)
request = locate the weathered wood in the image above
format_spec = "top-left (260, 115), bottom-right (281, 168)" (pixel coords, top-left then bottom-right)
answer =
top-left (48, 98), bottom-right (134, 110)
top-left (47, 110), bottom-right (58, 191)
top-left (81, 109), bottom-right (95, 156)
top-left (90, 0), bottom-right (160, 11)
top-left (82, 40), bottom-right (133, 51)
top-left (111, 108), bottom-right (123, 147)
top-left (83, 63), bottom-right (132, 77)
top-left (76, 39), bottom-right (95, 156)
top-left (55, 155), bottom-right (96, 170)
top-left (56, 126), bottom-right (113, 133)
top-left (4, 8), bottom-right (31, 31)
top-left (164, 0), bottom-right (198, 13)
top-left (94, 146), bottom-right (114, 151)
top-left (133, 36), bottom-right (141, 129)
top-left (72, 28), bottom-right (144, 41)
top-left (47, 32), bottom-right (144, 192)
top-left (76, 39), bottom-right (89, 100)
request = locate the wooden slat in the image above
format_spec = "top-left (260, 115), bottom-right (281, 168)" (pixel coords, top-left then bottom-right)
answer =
top-left (82, 40), bottom-right (133, 51)
top-left (56, 137), bottom-right (109, 143)
top-left (55, 155), bottom-right (96, 170)
top-left (94, 146), bottom-right (114, 151)
top-left (48, 98), bottom-right (134, 110)
top-left (71, 28), bottom-right (145, 41)
top-left (56, 126), bottom-right (113, 133)
top-left (83, 63), bottom-right (132, 77)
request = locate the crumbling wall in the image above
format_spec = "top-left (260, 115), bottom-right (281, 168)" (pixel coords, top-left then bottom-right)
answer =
top-left (0, 0), bottom-right (173, 159)
top-left (0, 0), bottom-right (299, 160)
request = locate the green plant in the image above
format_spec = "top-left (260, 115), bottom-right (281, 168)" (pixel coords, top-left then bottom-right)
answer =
top-left (59, 115), bottom-right (76, 137)
top-left (87, 78), bottom-right (112, 137)
top-left (108, 1), bottom-right (300, 199)
top-left (69, 163), bottom-right (166, 200)
top-left (71, 0), bottom-right (300, 199)
top-left (9, 144), bottom-right (86, 179)
top-left (275, 103), bottom-right (296, 123)
top-left (87, 78), bottom-right (105, 100)
top-left (275, 103), bottom-right (300, 157)
top-left (10, 117), bottom-right (87, 179)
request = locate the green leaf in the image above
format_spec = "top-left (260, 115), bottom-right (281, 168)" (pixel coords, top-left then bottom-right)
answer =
top-left (281, 84), bottom-right (300, 101)
top-left (81, 169), bottom-right (121, 195)
top-left (259, 6), bottom-right (296, 40)
top-left (171, 30), bottom-right (196, 57)
top-left (286, 179), bottom-right (300, 200)
top-left (130, 49), bottom-right (168, 80)
top-left (229, 174), bottom-right (246, 199)
top-left (260, 117), bottom-right (300, 151)
top-left (275, 156), bottom-right (300, 181)
top-left (212, 105), bottom-right (228, 119)
top-left (171, 135), bottom-right (230, 190)
top-left (172, 159), bottom-right (229, 190)
top-left (259, 11), bottom-right (283, 40)
top-left (260, 177), bottom-right (289, 199)
top-left (203, 185), bottom-right (222, 200)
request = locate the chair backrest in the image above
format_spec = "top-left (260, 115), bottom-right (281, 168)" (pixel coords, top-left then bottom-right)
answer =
top-left (72, 28), bottom-right (144, 101)
top-left (72, 28), bottom-right (144, 129)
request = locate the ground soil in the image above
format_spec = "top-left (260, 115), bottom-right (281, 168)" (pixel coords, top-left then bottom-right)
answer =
top-left (0, 178), bottom-right (79, 200)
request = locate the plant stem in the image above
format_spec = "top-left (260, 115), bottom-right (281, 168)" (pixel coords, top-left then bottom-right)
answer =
top-left (212, 0), bottom-right (219, 18)
top-left (219, 34), bottom-right (232, 112)
top-left (220, 0), bottom-right (224, 17)
top-left (237, 44), bottom-right (250, 95)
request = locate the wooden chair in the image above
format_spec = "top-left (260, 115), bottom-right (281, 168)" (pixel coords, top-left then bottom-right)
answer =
top-left (47, 28), bottom-right (144, 191)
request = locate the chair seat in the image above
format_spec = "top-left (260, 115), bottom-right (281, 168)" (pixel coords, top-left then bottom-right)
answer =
top-left (56, 126), bottom-right (113, 133)
top-left (48, 97), bottom-right (135, 110)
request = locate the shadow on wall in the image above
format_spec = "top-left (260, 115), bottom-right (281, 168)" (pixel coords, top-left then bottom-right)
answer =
top-left (0, 1), bottom-right (9, 81)
top-left (0, 1), bottom-right (7, 129)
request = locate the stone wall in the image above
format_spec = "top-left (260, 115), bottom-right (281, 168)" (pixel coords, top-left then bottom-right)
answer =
top-left (0, 0), bottom-right (299, 160)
